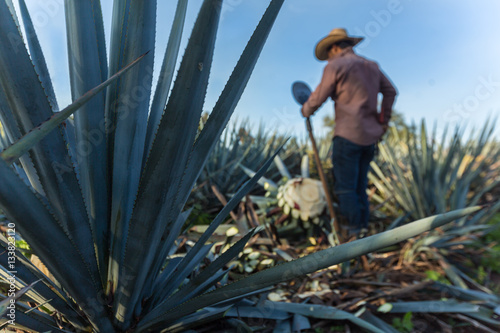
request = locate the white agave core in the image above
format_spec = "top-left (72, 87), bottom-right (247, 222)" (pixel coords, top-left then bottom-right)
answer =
top-left (279, 178), bottom-right (326, 221)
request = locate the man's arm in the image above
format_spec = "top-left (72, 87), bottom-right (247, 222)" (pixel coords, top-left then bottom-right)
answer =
top-left (302, 65), bottom-right (336, 118)
top-left (379, 71), bottom-right (397, 125)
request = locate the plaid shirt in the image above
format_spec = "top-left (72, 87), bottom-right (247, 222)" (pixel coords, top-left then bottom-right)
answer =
top-left (302, 47), bottom-right (397, 145)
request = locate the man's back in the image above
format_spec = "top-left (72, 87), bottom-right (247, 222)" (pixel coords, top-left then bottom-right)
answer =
top-left (303, 47), bottom-right (397, 145)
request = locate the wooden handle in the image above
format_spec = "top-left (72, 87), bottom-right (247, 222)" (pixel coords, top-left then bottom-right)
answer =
top-left (305, 118), bottom-right (341, 240)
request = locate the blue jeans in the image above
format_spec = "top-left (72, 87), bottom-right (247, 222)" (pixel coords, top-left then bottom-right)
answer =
top-left (332, 136), bottom-right (375, 236)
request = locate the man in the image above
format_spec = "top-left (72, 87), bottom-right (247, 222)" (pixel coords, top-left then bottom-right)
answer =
top-left (302, 28), bottom-right (397, 239)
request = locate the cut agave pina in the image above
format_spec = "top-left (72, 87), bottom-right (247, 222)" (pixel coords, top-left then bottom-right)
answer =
top-left (277, 178), bottom-right (326, 223)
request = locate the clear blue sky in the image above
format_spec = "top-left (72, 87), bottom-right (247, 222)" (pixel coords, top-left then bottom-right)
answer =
top-left (21, 0), bottom-right (500, 139)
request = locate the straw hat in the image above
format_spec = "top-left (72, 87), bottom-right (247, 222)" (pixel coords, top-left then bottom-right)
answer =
top-left (315, 28), bottom-right (363, 61)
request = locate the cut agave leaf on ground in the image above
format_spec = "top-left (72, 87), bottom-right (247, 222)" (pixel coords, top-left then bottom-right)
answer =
top-left (273, 319), bottom-right (292, 333)
top-left (225, 305), bottom-right (290, 320)
top-left (292, 314), bottom-right (311, 331)
top-left (384, 300), bottom-right (481, 313)
top-left (360, 311), bottom-right (400, 333)
top-left (433, 282), bottom-right (500, 305)
top-left (137, 206), bottom-right (482, 330)
top-left (161, 306), bottom-right (232, 333)
top-left (265, 302), bottom-right (385, 333)
top-left (459, 306), bottom-right (500, 327)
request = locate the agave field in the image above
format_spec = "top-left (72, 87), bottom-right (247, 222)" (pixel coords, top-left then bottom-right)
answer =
top-left (0, 0), bottom-right (499, 332)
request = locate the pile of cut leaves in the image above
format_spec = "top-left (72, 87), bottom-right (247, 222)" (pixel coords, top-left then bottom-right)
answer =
top-left (187, 215), bottom-right (500, 333)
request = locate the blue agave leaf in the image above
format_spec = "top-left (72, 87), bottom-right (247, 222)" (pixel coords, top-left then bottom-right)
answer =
top-left (360, 311), bottom-right (400, 333)
top-left (4, 0), bottom-right (18, 26)
top-left (0, 159), bottom-right (113, 331)
top-left (137, 207), bottom-right (193, 317)
top-left (267, 302), bottom-right (384, 333)
top-left (157, 306), bottom-right (232, 333)
top-left (0, 235), bottom-right (88, 329)
top-left (105, 0), bottom-right (157, 301)
top-left (225, 304), bottom-right (290, 320)
top-left (139, 147), bottom-right (282, 328)
top-left (0, 92), bottom-right (45, 195)
top-left (0, 1), bottom-right (100, 292)
top-left (0, 306), bottom-right (69, 333)
top-left (114, 0), bottom-right (221, 327)
top-left (149, 243), bottom-right (213, 306)
top-left (182, 0), bottom-right (285, 203)
top-left (64, 0), bottom-right (109, 286)
top-left (144, 0), bottom-right (188, 161)
top-left (18, 0), bottom-right (58, 111)
top-left (155, 227), bottom-right (264, 312)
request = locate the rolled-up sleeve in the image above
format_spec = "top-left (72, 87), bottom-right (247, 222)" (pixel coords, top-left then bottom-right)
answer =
top-left (302, 64), bottom-right (337, 117)
top-left (379, 70), bottom-right (397, 124)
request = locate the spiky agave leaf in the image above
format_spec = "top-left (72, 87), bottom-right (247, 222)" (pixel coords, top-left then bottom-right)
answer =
top-left (144, 0), bottom-right (188, 159)
top-left (106, 1), bottom-right (157, 300)
top-left (0, 53), bottom-right (146, 165)
top-left (0, 280), bottom-right (39, 317)
top-left (0, 2), bottom-right (100, 290)
top-left (111, 0), bottom-right (221, 327)
top-left (0, 87), bottom-right (45, 196)
top-left (64, 0), bottom-right (109, 284)
top-left (0, 159), bottom-right (113, 331)
top-left (18, 0), bottom-right (59, 112)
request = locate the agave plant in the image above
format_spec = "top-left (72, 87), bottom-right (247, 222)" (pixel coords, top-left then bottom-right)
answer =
top-left (0, 0), bottom-right (486, 332)
top-left (0, 0), bottom-right (288, 330)
top-left (369, 119), bottom-right (500, 287)
top-left (370, 119), bottom-right (500, 221)
top-left (192, 118), bottom-right (297, 209)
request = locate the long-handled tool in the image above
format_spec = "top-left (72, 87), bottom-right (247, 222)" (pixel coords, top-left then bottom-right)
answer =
top-left (291, 81), bottom-right (341, 243)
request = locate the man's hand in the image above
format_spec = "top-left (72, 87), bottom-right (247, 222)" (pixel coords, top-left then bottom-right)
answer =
top-left (382, 124), bottom-right (389, 134)
top-left (301, 105), bottom-right (308, 118)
